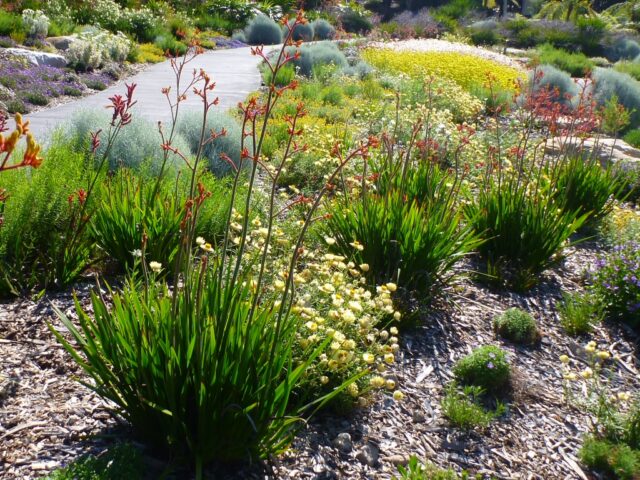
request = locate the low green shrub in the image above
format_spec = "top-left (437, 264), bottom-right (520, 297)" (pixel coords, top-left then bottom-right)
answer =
top-left (580, 437), bottom-right (640, 480)
top-left (177, 110), bottom-right (242, 176)
top-left (321, 85), bottom-right (343, 106)
top-left (394, 456), bottom-right (482, 480)
top-left (536, 44), bottom-right (594, 77)
top-left (312, 19), bottom-right (335, 40)
top-left (0, 10), bottom-right (23, 37)
top-left (593, 68), bottom-right (640, 128)
top-left (6, 99), bottom-right (29, 114)
top-left (244, 14), bottom-right (283, 45)
top-left (0, 136), bottom-right (94, 296)
top-left (530, 64), bottom-right (578, 106)
top-left (557, 291), bottom-right (605, 336)
top-left (45, 444), bottom-right (143, 480)
top-left (576, 16), bottom-right (608, 56)
top-left (262, 62), bottom-right (295, 87)
top-left (441, 383), bottom-right (506, 430)
top-left (590, 242), bottom-right (640, 325)
top-left (153, 34), bottom-right (187, 56)
top-left (340, 10), bottom-right (372, 34)
top-left (493, 308), bottom-right (540, 344)
top-left (468, 27), bottom-right (502, 46)
top-left (23, 91), bottom-right (49, 106)
top-left (624, 129), bottom-right (640, 148)
top-left (453, 346), bottom-right (510, 394)
top-left (614, 61), bottom-right (640, 82)
top-left (83, 79), bottom-right (108, 90)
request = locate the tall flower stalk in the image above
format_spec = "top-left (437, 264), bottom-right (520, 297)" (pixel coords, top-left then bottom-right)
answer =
top-left (52, 11), bottom-right (376, 478)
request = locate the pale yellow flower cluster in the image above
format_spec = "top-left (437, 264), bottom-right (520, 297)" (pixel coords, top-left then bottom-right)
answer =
top-left (288, 251), bottom-right (404, 402)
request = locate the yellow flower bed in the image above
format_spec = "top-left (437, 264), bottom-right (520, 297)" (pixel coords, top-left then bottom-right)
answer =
top-left (362, 48), bottom-right (525, 92)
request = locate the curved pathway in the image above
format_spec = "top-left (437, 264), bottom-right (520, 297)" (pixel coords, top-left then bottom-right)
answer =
top-left (26, 46), bottom-right (266, 139)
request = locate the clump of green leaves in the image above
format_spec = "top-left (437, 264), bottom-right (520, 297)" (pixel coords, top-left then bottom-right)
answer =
top-left (580, 437), bottom-right (640, 480)
top-left (453, 345), bottom-right (510, 394)
top-left (394, 455), bottom-right (483, 479)
top-left (557, 291), bottom-right (604, 336)
top-left (493, 308), bottom-right (540, 344)
top-left (553, 155), bottom-right (625, 226)
top-left (45, 444), bottom-right (143, 480)
top-left (441, 383), bottom-right (506, 430)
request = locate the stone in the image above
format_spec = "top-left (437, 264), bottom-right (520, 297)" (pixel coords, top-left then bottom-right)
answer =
top-left (412, 409), bottom-right (427, 423)
top-left (545, 136), bottom-right (640, 170)
top-left (332, 432), bottom-right (353, 453)
top-left (0, 84), bottom-right (14, 102)
top-left (5, 48), bottom-right (68, 68)
top-left (46, 36), bottom-right (75, 51)
top-left (356, 443), bottom-right (379, 467)
top-left (386, 454), bottom-right (409, 466)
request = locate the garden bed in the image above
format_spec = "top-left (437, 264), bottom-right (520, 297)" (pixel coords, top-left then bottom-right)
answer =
top-left (1, 241), bottom-right (638, 479)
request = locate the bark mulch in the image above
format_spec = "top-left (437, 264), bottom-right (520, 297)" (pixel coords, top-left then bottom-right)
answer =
top-left (1, 242), bottom-right (638, 479)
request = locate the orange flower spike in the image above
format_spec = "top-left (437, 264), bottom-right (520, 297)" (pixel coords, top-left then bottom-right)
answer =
top-left (1, 130), bottom-right (20, 154)
top-left (23, 134), bottom-right (43, 168)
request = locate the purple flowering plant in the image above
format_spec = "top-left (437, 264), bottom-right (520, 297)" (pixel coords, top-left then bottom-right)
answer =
top-left (0, 57), bottom-right (115, 111)
top-left (590, 242), bottom-right (640, 324)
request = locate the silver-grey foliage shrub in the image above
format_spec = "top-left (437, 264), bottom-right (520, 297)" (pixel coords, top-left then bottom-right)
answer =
top-left (342, 61), bottom-right (373, 79)
top-left (288, 20), bottom-right (314, 42)
top-left (593, 67), bottom-right (640, 127)
top-left (64, 110), bottom-right (190, 173)
top-left (312, 19), bottom-right (335, 40)
top-left (288, 41), bottom-right (348, 77)
top-left (177, 110), bottom-right (242, 177)
top-left (608, 36), bottom-right (640, 61)
top-left (530, 64), bottom-right (578, 105)
top-left (244, 15), bottom-right (283, 45)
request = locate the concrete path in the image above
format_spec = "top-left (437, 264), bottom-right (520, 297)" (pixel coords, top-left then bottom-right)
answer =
top-left (26, 46), bottom-right (267, 139)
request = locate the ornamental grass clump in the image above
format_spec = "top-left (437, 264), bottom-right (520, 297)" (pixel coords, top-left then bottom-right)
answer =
top-left (466, 71), bottom-right (593, 291)
top-left (244, 14), bottom-right (283, 45)
top-left (493, 308), bottom-right (540, 345)
top-left (453, 345), bottom-right (510, 394)
top-left (312, 19), bottom-right (335, 40)
top-left (552, 155), bottom-right (625, 226)
top-left (326, 101), bottom-right (482, 302)
top-left (51, 14), bottom-right (381, 477)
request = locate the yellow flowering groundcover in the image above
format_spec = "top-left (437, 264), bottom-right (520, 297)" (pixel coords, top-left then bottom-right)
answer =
top-left (362, 49), bottom-right (525, 92)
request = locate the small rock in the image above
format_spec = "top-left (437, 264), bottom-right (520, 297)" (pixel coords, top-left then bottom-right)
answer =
top-left (386, 454), bottom-right (409, 466)
top-left (412, 409), bottom-right (426, 423)
top-left (332, 432), bottom-right (353, 454)
top-left (5, 47), bottom-right (68, 68)
top-left (0, 84), bottom-right (14, 102)
top-left (46, 36), bottom-right (75, 51)
top-left (356, 443), bottom-right (379, 467)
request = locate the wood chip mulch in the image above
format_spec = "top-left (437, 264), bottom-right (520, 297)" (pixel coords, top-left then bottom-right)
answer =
top-left (1, 242), bottom-right (638, 479)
